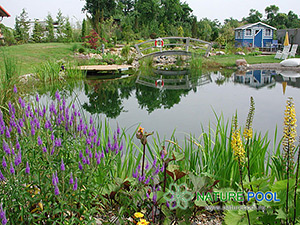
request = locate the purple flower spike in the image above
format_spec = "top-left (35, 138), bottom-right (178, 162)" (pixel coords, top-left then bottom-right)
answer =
top-left (69, 172), bottom-right (74, 184)
top-left (5, 128), bottom-right (10, 139)
top-left (96, 157), bottom-right (101, 165)
top-left (166, 201), bottom-right (170, 208)
top-left (73, 178), bottom-right (78, 191)
top-left (160, 164), bottom-right (165, 172)
top-left (146, 192), bottom-right (150, 199)
top-left (145, 177), bottom-right (150, 184)
top-left (2, 157), bottom-right (7, 169)
top-left (152, 158), bottom-right (157, 168)
top-left (42, 146), bottom-right (47, 153)
top-left (36, 93), bottom-right (39, 102)
top-left (78, 161), bottom-right (83, 170)
top-left (79, 150), bottom-right (83, 159)
top-left (16, 139), bottom-right (20, 150)
top-left (153, 193), bottom-right (157, 203)
top-left (0, 170), bottom-right (5, 181)
top-left (51, 133), bottom-right (55, 141)
top-left (52, 173), bottom-right (56, 185)
top-left (10, 162), bottom-right (15, 175)
top-left (37, 136), bottom-right (43, 146)
top-left (100, 151), bottom-right (104, 158)
top-left (154, 167), bottom-right (160, 175)
top-left (13, 85), bottom-right (17, 93)
top-left (145, 162), bottom-right (149, 170)
top-left (25, 161), bottom-right (30, 174)
top-left (51, 146), bottom-right (55, 155)
top-left (55, 90), bottom-right (60, 101)
top-left (54, 185), bottom-right (60, 195)
top-left (61, 158), bottom-right (65, 171)
top-left (89, 116), bottom-right (93, 125)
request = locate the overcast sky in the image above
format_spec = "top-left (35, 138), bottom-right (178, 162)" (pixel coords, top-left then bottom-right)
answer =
top-left (1, 0), bottom-right (300, 28)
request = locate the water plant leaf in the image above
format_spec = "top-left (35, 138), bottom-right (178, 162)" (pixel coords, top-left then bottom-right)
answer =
top-left (172, 152), bottom-right (185, 161)
top-left (166, 165), bottom-right (187, 181)
top-left (224, 210), bottom-right (244, 225)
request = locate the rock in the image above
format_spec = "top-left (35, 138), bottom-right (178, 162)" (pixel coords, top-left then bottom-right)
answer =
top-left (236, 59), bottom-right (248, 67)
top-left (216, 51), bottom-right (225, 55)
top-left (235, 51), bottom-right (246, 56)
top-left (19, 74), bottom-right (37, 83)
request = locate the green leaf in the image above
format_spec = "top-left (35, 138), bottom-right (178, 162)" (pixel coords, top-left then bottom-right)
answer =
top-left (194, 199), bottom-right (207, 207)
top-left (173, 152), bottom-right (184, 161)
top-left (224, 210), bottom-right (243, 225)
top-left (275, 208), bottom-right (287, 220)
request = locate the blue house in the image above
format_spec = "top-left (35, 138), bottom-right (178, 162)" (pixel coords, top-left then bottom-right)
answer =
top-left (235, 22), bottom-right (276, 48)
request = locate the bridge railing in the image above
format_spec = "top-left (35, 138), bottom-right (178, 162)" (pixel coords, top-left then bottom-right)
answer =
top-left (135, 37), bottom-right (212, 59)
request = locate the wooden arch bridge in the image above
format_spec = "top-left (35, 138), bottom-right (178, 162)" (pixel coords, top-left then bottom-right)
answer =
top-left (135, 37), bottom-right (212, 59)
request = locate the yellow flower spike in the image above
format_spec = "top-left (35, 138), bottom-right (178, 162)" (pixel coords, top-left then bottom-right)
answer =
top-left (134, 212), bottom-right (144, 218)
top-left (282, 97), bottom-right (297, 171)
top-left (231, 114), bottom-right (245, 165)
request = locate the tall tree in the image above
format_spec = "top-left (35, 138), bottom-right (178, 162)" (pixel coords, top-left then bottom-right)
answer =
top-left (265, 5), bottom-right (279, 26)
top-left (64, 17), bottom-right (73, 42)
top-left (14, 8), bottom-right (30, 43)
top-left (83, 0), bottom-right (117, 34)
top-left (287, 11), bottom-right (300, 28)
top-left (32, 19), bottom-right (44, 43)
top-left (56, 9), bottom-right (65, 42)
top-left (243, 9), bottom-right (262, 23)
top-left (46, 13), bottom-right (55, 42)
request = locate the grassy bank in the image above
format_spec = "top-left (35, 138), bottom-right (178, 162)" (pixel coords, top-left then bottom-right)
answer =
top-left (0, 43), bottom-right (77, 74)
top-left (204, 54), bottom-right (281, 69)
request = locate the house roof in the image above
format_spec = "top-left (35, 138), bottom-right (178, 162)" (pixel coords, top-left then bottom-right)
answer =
top-left (0, 6), bottom-right (11, 17)
top-left (235, 22), bottom-right (276, 31)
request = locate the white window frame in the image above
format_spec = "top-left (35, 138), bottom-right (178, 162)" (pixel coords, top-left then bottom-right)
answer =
top-left (245, 29), bottom-right (252, 36)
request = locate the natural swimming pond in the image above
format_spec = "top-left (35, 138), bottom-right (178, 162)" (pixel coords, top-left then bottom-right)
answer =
top-left (33, 69), bottom-right (300, 141)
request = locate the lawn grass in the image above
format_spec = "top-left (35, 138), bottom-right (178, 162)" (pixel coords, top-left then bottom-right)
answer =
top-left (0, 42), bottom-right (286, 76)
top-left (0, 43), bottom-right (78, 74)
top-left (206, 54), bottom-right (281, 68)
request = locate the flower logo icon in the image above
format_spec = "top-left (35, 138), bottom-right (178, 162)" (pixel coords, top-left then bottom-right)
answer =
top-left (163, 183), bottom-right (193, 210)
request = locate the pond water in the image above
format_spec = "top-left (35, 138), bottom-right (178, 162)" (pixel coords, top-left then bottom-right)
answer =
top-left (34, 69), bottom-right (300, 143)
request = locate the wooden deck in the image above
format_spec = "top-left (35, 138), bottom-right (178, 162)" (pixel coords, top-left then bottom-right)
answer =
top-left (79, 64), bottom-right (133, 72)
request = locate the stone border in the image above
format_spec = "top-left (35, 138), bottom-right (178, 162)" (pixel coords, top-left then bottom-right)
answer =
top-left (247, 63), bottom-right (300, 72)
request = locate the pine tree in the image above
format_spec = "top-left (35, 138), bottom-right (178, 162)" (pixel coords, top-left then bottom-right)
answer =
top-left (82, 19), bottom-right (87, 38)
top-left (64, 17), bottom-right (73, 42)
top-left (15, 8), bottom-right (30, 43)
top-left (32, 19), bottom-right (44, 43)
top-left (56, 9), bottom-right (65, 42)
top-left (46, 13), bottom-right (55, 42)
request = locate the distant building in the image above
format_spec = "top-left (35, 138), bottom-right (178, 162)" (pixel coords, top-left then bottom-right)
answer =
top-left (0, 5), bottom-right (11, 42)
top-left (235, 22), bottom-right (276, 48)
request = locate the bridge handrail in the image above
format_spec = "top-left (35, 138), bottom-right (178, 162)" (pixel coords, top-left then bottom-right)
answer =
top-left (135, 36), bottom-right (212, 58)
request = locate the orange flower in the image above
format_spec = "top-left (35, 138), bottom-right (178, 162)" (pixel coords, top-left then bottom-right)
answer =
top-left (138, 126), bottom-right (144, 134)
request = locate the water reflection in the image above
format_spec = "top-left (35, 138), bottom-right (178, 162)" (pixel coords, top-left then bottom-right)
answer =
top-left (234, 70), bottom-right (276, 89)
top-left (31, 69), bottom-right (300, 141)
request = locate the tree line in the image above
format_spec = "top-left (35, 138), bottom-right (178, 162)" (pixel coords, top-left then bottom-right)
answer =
top-left (1, 2), bottom-right (300, 46)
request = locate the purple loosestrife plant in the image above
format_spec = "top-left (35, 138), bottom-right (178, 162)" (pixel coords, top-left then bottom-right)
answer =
top-left (25, 162), bottom-right (30, 174)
